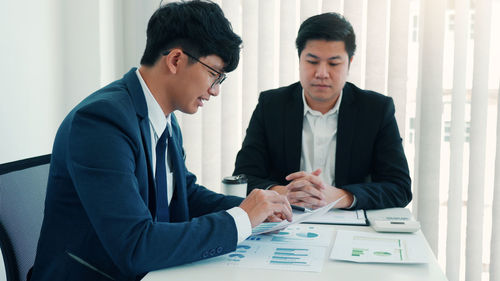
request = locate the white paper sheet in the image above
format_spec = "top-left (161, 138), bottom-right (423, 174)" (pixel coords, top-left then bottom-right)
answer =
top-left (302, 209), bottom-right (368, 225)
top-left (251, 196), bottom-right (344, 235)
top-left (222, 243), bottom-right (327, 272)
top-left (217, 224), bottom-right (335, 272)
top-left (329, 230), bottom-right (428, 264)
top-left (247, 224), bottom-right (334, 247)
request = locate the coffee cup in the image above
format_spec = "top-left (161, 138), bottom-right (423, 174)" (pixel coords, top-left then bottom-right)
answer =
top-left (222, 174), bottom-right (248, 198)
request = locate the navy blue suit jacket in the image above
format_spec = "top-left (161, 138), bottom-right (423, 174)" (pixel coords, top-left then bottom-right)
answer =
top-left (31, 68), bottom-right (243, 281)
top-left (233, 82), bottom-right (411, 210)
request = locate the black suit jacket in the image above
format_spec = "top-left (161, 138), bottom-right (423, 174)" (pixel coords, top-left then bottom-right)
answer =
top-left (233, 82), bottom-right (411, 210)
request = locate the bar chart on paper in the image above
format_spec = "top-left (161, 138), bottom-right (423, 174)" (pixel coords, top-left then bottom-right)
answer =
top-left (221, 243), bottom-right (325, 272)
top-left (269, 247), bottom-right (312, 266)
top-left (349, 235), bottom-right (405, 262)
top-left (219, 224), bottom-right (334, 272)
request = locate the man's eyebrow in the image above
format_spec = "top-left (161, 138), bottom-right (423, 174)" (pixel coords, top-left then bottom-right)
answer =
top-left (305, 53), bottom-right (342, 60)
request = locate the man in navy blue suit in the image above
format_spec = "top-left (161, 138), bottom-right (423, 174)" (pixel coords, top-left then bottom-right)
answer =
top-left (234, 13), bottom-right (412, 210)
top-left (30, 1), bottom-right (292, 280)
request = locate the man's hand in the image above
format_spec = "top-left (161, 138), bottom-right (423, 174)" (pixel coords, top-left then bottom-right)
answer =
top-left (270, 169), bottom-right (355, 209)
top-left (285, 169), bottom-right (327, 208)
top-left (239, 189), bottom-right (293, 228)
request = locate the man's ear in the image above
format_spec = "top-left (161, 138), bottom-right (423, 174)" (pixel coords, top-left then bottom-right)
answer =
top-left (164, 48), bottom-right (183, 74)
top-left (348, 56), bottom-right (354, 69)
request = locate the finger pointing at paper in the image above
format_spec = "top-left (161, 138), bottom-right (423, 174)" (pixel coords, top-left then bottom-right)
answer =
top-left (239, 189), bottom-right (293, 228)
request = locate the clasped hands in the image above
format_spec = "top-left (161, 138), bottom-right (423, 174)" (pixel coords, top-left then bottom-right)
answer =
top-left (239, 169), bottom-right (353, 228)
top-left (271, 168), bottom-right (354, 210)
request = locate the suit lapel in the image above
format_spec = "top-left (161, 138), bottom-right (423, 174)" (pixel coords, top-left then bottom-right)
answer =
top-left (124, 69), bottom-right (189, 222)
top-left (335, 83), bottom-right (357, 186)
top-left (123, 68), bottom-right (157, 216)
top-left (284, 83), bottom-right (304, 174)
top-left (124, 68), bottom-right (153, 170)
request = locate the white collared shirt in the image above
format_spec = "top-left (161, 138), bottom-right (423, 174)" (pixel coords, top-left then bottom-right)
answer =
top-left (136, 69), bottom-right (175, 205)
top-left (135, 69), bottom-right (251, 243)
top-left (300, 90), bottom-right (356, 208)
top-left (300, 90), bottom-right (342, 186)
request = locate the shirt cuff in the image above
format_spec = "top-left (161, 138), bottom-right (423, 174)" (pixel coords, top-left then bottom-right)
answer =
top-left (347, 195), bottom-right (357, 209)
top-left (226, 207), bottom-right (252, 244)
top-left (265, 184), bottom-right (277, 190)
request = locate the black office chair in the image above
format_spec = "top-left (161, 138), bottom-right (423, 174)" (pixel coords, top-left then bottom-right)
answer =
top-left (0, 155), bottom-right (51, 281)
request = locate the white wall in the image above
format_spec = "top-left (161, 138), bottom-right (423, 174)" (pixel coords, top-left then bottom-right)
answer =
top-left (0, 0), bottom-right (157, 164)
top-left (0, 0), bottom-right (63, 163)
top-left (0, 0), bottom-right (103, 163)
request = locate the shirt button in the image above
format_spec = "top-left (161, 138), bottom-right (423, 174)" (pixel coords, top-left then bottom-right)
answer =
top-left (209, 249), bottom-right (216, 256)
top-left (216, 247), bottom-right (223, 254)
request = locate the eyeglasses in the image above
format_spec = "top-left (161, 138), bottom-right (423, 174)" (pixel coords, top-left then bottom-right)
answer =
top-left (162, 50), bottom-right (227, 89)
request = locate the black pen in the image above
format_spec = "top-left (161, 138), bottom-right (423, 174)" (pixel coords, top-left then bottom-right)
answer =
top-left (291, 204), bottom-right (313, 213)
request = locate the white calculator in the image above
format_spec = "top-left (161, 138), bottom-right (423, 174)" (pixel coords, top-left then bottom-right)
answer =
top-left (371, 220), bottom-right (421, 233)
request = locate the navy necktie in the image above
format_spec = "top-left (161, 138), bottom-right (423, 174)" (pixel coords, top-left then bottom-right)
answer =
top-left (155, 124), bottom-right (170, 222)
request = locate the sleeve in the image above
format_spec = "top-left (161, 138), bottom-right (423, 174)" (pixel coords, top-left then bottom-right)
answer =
top-left (66, 101), bottom-right (240, 276)
top-left (339, 98), bottom-right (412, 209)
top-left (233, 94), bottom-right (282, 193)
top-left (226, 207), bottom-right (252, 244)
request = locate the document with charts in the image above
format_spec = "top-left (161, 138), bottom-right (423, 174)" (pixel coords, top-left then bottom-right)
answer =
top-left (330, 230), bottom-right (428, 264)
top-left (216, 224), bottom-right (334, 272)
top-left (251, 196), bottom-right (343, 235)
top-left (301, 209), bottom-right (368, 226)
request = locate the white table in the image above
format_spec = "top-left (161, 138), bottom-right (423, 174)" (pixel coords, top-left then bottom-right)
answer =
top-left (144, 224), bottom-right (448, 281)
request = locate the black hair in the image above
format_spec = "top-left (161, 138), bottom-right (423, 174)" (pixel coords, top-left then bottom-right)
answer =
top-left (295, 12), bottom-right (356, 59)
top-left (140, 0), bottom-right (242, 72)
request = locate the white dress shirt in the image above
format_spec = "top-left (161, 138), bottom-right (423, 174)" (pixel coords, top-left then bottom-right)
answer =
top-left (300, 90), bottom-right (342, 186)
top-left (135, 69), bottom-right (251, 243)
top-left (300, 90), bottom-right (356, 208)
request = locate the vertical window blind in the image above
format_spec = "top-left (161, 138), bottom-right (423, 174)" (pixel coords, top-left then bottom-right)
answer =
top-left (171, 1), bottom-right (499, 280)
top-left (175, 2), bottom-right (499, 281)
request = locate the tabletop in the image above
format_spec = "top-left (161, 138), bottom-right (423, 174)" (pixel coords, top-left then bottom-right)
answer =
top-left (144, 223), bottom-right (448, 281)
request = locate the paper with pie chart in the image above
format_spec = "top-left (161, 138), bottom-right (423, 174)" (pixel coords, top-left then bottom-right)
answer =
top-left (247, 224), bottom-right (333, 247)
top-left (330, 230), bottom-right (428, 264)
top-left (220, 224), bottom-right (334, 272)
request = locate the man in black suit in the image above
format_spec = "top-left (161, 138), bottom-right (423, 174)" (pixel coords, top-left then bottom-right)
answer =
top-left (233, 13), bottom-right (411, 210)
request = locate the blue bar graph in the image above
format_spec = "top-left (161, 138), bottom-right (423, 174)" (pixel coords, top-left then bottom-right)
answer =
top-left (276, 248), bottom-right (308, 251)
top-left (274, 252), bottom-right (308, 256)
top-left (270, 247), bottom-right (311, 266)
top-left (271, 256), bottom-right (301, 260)
top-left (269, 260), bottom-right (308, 265)
top-left (251, 222), bottom-right (280, 235)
